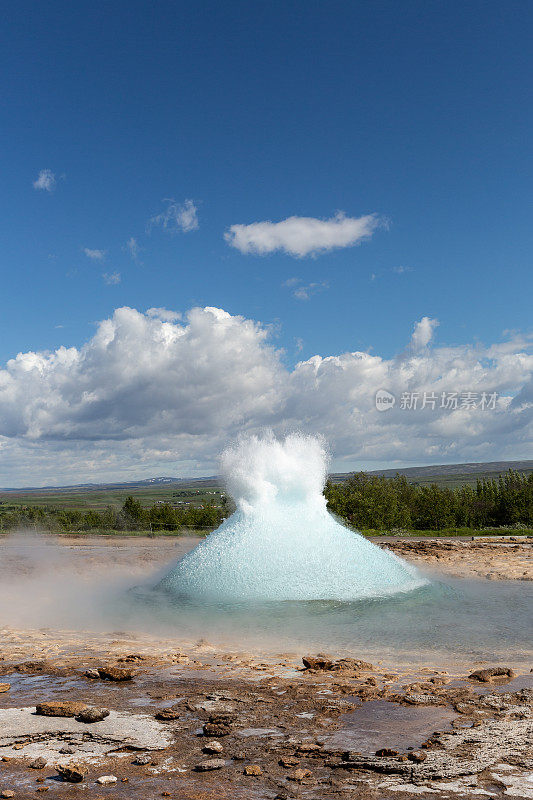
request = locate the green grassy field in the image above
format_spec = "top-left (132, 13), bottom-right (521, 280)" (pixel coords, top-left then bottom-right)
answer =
top-left (0, 483), bottom-right (225, 512)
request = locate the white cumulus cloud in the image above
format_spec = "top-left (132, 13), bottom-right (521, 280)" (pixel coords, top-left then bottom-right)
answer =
top-left (33, 169), bottom-right (56, 192)
top-left (410, 316), bottom-right (439, 351)
top-left (225, 211), bottom-right (380, 258)
top-left (147, 199), bottom-right (199, 235)
top-left (0, 309), bottom-right (532, 486)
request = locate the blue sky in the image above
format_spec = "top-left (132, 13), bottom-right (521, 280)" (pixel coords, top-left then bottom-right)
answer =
top-left (1, 1), bottom-right (533, 484)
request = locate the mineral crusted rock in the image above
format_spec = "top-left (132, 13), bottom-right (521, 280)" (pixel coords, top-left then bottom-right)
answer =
top-left (97, 665), bottom-right (135, 681)
top-left (95, 775), bottom-right (117, 785)
top-left (202, 741), bottom-right (223, 754)
top-left (0, 707), bottom-right (172, 752)
top-left (155, 708), bottom-right (180, 721)
top-left (194, 758), bottom-right (226, 771)
top-left (84, 669), bottom-right (100, 679)
top-left (133, 754), bottom-right (152, 765)
top-left (35, 702), bottom-right (88, 718)
top-left (57, 763), bottom-right (87, 782)
top-left (468, 666), bottom-right (516, 682)
top-left (288, 768), bottom-right (312, 781)
top-left (76, 707), bottom-right (110, 723)
top-left (203, 722), bottom-right (231, 736)
top-left (243, 764), bottom-right (262, 775)
top-left (202, 713), bottom-right (234, 737)
top-left (302, 655), bottom-right (373, 672)
top-left (29, 757), bottom-right (47, 769)
top-left (280, 756), bottom-right (300, 767)
top-left (338, 717), bottom-right (533, 779)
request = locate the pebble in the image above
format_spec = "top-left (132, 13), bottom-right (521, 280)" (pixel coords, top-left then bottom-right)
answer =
top-left (95, 776), bottom-right (117, 785)
top-left (202, 740), bottom-right (223, 754)
top-left (279, 756), bottom-right (300, 767)
top-left (1, 792), bottom-right (15, 799)
top-left (97, 665), bottom-right (135, 681)
top-left (194, 758), bottom-right (226, 771)
top-left (408, 750), bottom-right (427, 763)
top-left (0, 683), bottom-right (10, 693)
top-left (288, 768), bottom-right (312, 782)
top-left (133, 754), bottom-right (152, 765)
top-left (77, 707), bottom-right (110, 723)
top-left (29, 757), bottom-right (47, 769)
top-left (84, 668), bottom-right (100, 679)
top-left (57, 763), bottom-right (87, 783)
top-left (155, 709), bottom-right (180, 721)
top-left (243, 764), bottom-right (262, 776)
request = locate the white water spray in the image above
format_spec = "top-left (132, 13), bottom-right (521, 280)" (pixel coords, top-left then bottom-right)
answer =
top-left (161, 433), bottom-right (426, 601)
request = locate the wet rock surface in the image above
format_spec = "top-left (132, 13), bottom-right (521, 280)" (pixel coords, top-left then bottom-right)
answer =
top-left (468, 666), bottom-right (517, 682)
top-left (0, 655), bottom-right (530, 800)
top-left (97, 665), bottom-right (136, 681)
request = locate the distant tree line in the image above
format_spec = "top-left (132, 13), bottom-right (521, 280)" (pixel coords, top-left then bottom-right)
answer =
top-left (0, 496), bottom-right (226, 533)
top-left (324, 470), bottom-right (533, 531)
top-left (2, 471), bottom-right (533, 534)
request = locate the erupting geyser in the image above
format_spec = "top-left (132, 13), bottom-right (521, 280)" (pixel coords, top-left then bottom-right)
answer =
top-left (160, 433), bottom-right (426, 601)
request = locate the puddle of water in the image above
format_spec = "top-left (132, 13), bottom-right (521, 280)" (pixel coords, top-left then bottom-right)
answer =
top-left (324, 699), bottom-right (456, 755)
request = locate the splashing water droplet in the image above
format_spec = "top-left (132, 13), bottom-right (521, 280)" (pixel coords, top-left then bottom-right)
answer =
top-left (160, 433), bottom-right (427, 601)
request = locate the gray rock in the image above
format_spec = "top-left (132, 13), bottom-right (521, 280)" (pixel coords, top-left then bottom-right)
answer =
top-left (0, 707), bottom-right (172, 751)
top-left (29, 757), bottom-right (47, 769)
top-left (202, 740), bottom-right (223, 754)
top-left (76, 707), bottom-right (110, 724)
top-left (95, 775), bottom-right (117, 785)
top-left (133, 754), bottom-right (152, 765)
top-left (57, 763), bottom-right (86, 782)
top-left (337, 717), bottom-right (533, 779)
top-left (194, 758), bottom-right (226, 771)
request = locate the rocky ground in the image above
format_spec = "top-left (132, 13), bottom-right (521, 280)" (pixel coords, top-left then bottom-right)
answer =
top-left (0, 647), bottom-right (531, 800)
top-left (380, 536), bottom-right (533, 581)
top-left (0, 534), bottom-right (531, 799)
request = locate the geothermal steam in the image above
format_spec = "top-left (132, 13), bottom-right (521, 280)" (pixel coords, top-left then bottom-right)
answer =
top-left (160, 433), bottom-right (426, 601)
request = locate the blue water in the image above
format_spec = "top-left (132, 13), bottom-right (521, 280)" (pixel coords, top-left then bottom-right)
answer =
top-left (131, 572), bottom-right (533, 664)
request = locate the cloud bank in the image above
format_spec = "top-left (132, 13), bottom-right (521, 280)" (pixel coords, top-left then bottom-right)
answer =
top-left (225, 212), bottom-right (380, 257)
top-left (1, 306), bottom-right (532, 486)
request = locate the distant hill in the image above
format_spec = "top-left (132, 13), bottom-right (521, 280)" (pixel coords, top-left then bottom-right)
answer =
top-left (330, 459), bottom-right (533, 488)
top-left (2, 460), bottom-right (532, 493)
top-left (0, 476), bottom-right (219, 493)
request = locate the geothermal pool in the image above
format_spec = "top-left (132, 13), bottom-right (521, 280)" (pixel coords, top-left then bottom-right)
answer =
top-left (0, 533), bottom-right (531, 666)
top-left (1, 435), bottom-right (531, 666)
